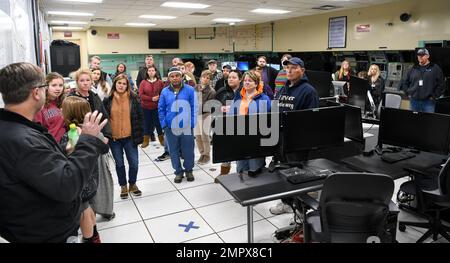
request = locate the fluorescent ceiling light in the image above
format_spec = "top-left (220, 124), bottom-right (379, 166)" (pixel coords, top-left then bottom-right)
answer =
top-left (251, 8), bottom-right (290, 14)
top-left (50, 20), bottom-right (88, 25)
top-left (47, 11), bottom-right (94, 16)
top-left (52, 26), bottom-right (84, 30)
top-left (213, 18), bottom-right (244, 23)
top-left (139, 15), bottom-right (177, 20)
top-left (125, 22), bottom-right (156, 27)
top-left (57, 0), bottom-right (103, 3)
top-left (161, 2), bottom-right (210, 9)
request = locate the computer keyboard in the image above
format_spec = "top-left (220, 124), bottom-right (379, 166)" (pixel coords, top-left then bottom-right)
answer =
top-left (280, 167), bottom-right (331, 184)
top-left (381, 151), bottom-right (416, 164)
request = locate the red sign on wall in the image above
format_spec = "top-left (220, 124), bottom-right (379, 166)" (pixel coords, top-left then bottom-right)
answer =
top-left (64, 31), bottom-right (72, 37)
top-left (107, 33), bottom-right (120, 39)
top-left (356, 24), bottom-right (371, 33)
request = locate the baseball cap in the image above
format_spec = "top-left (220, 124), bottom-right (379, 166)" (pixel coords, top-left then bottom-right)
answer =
top-left (222, 64), bottom-right (232, 70)
top-left (167, 67), bottom-right (182, 77)
top-left (417, 48), bottom-right (430, 56)
top-left (282, 57), bottom-right (305, 68)
top-left (207, 59), bottom-right (217, 65)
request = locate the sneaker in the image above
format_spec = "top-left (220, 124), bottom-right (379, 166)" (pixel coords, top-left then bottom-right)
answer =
top-left (120, 185), bottom-right (128, 199)
top-left (82, 233), bottom-right (101, 243)
top-left (129, 183), bottom-right (142, 197)
top-left (202, 156), bottom-right (210, 164)
top-left (185, 171), bottom-right (195, 182)
top-left (156, 152), bottom-right (170, 162)
top-left (174, 174), bottom-right (184, 183)
top-left (269, 202), bottom-right (293, 215)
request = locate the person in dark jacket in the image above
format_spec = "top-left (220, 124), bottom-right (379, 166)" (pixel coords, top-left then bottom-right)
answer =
top-left (402, 48), bottom-right (445, 113)
top-left (136, 55), bottom-right (161, 90)
top-left (276, 58), bottom-right (319, 112)
top-left (270, 57), bottom-right (319, 216)
top-left (367, 64), bottom-right (385, 112)
top-left (0, 62), bottom-right (108, 243)
top-left (103, 74), bottom-right (144, 199)
top-left (214, 69), bottom-right (242, 181)
top-left (254, 56), bottom-right (279, 95)
top-left (214, 64), bottom-right (232, 91)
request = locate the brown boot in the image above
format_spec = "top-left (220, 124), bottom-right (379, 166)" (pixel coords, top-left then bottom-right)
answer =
top-left (158, 134), bottom-right (165, 146)
top-left (214, 164), bottom-right (231, 183)
top-left (141, 135), bottom-right (150, 148)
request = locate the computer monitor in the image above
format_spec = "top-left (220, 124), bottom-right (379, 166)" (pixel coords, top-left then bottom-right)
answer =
top-left (379, 107), bottom-right (450, 154)
top-left (332, 81), bottom-right (347, 96)
top-left (212, 112), bottom-right (279, 163)
top-left (343, 104), bottom-right (364, 143)
top-left (282, 106), bottom-right (346, 153)
top-left (306, 70), bottom-right (333, 98)
top-left (236, 61), bottom-right (249, 71)
top-left (347, 76), bottom-right (368, 112)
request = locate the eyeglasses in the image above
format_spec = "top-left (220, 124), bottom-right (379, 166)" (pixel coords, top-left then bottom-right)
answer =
top-left (36, 84), bottom-right (49, 90)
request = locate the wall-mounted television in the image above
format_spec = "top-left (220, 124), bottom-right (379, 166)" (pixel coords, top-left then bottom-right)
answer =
top-left (148, 30), bottom-right (179, 49)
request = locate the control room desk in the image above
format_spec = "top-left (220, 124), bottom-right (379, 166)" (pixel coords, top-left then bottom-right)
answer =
top-left (342, 151), bottom-right (448, 180)
top-left (216, 158), bottom-right (354, 243)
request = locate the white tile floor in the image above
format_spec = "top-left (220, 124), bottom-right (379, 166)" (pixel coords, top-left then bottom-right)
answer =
top-left (97, 140), bottom-right (448, 243)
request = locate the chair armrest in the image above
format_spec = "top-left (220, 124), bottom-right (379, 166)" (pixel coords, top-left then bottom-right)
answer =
top-left (297, 193), bottom-right (319, 210)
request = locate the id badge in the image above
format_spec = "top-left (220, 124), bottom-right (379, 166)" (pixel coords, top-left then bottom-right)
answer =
top-left (419, 80), bottom-right (423, 86)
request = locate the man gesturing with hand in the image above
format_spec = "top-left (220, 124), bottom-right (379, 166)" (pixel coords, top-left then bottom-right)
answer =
top-left (0, 62), bottom-right (109, 243)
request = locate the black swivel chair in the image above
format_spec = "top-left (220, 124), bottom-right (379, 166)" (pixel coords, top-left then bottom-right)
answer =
top-left (298, 173), bottom-right (396, 243)
top-left (398, 157), bottom-right (450, 243)
top-left (435, 97), bottom-right (450, 115)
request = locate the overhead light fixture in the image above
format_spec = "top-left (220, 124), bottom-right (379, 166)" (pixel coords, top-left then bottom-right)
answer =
top-left (50, 20), bottom-right (88, 25)
top-left (125, 22), bottom-right (156, 27)
top-left (213, 18), bottom-right (244, 23)
top-left (47, 11), bottom-right (94, 16)
top-left (251, 8), bottom-right (290, 14)
top-left (161, 2), bottom-right (210, 9)
top-left (52, 26), bottom-right (84, 30)
top-left (139, 15), bottom-right (177, 20)
top-left (57, 0), bottom-right (103, 3)
top-left (229, 23), bottom-right (235, 26)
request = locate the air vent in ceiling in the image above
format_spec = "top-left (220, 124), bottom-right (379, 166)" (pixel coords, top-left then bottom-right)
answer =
top-left (312, 5), bottom-right (341, 11)
top-left (190, 12), bottom-right (213, 16)
top-left (90, 18), bottom-right (112, 22)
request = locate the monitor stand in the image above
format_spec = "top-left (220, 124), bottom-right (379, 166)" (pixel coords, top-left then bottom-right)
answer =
top-left (268, 161), bottom-right (303, 173)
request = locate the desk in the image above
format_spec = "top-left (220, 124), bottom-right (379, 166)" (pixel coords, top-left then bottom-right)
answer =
top-left (342, 151), bottom-right (448, 180)
top-left (217, 158), bottom-right (354, 243)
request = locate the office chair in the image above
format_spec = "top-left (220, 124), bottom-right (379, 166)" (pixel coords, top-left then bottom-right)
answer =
top-left (398, 157), bottom-right (450, 243)
top-left (298, 173), bottom-right (396, 243)
top-left (435, 97), bottom-right (450, 115)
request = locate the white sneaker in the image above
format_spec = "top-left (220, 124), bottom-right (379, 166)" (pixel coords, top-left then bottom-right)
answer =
top-left (269, 202), bottom-right (293, 215)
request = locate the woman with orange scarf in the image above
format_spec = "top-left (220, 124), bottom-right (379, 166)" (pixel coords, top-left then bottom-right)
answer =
top-left (229, 70), bottom-right (271, 173)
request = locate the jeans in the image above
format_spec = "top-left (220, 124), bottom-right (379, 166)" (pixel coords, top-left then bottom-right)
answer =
top-left (236, 158), bottom-right (266, 173)
top-left (109, 137), bottom-right (139, 186)
top-left (410, 99), bottom-right (435, 113)
top-left (143, 108), bottom-right (163, 136)
top-left (165, 127), bottom-right (194, 175)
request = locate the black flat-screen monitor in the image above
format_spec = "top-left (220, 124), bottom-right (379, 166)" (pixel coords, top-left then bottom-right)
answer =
top-left (306, 70), bottom-right (333, 98)
top-left (148, 31), bottom-right (179, 49)
top-left (282, 106), bottom-right (345, 153)
top-left (346, 76), bottom-right (368, 112)
top-left (212, 112), bottom-right (279, 163)
top-left (344, 104), bottom-right (364, 143)
top-left (379, 107), bottom-right (450, 154)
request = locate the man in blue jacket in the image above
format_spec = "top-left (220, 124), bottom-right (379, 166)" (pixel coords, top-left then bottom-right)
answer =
top-left (159, 67), bottom-right (197, 183)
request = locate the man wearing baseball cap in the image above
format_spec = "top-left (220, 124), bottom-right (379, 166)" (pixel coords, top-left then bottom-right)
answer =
top-left (214, 64), bottom-right (232, 91)
top-left (207, 60), bottom-right (223, 90)
top-left (158, 67), bottom-right (197, 183)
top-left (269, 56), bottom-right (319, 216)
top-left (403, 48), bottom-right (445, 112)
